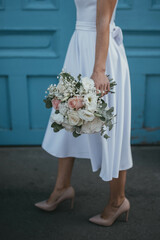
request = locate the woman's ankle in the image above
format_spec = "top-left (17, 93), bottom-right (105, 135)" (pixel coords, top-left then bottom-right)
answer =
top-left (54, 184), bottom-right (71, 192)
top-left (48, 184), bottom-right (71, 201)
top-left (108, 195), bottom-right (125, 207)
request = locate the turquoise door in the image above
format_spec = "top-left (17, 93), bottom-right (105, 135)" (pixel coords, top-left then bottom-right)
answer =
top-left (116, 0), bottom-right (160, 144)
top-left (0, 0), bottom-right (76, 145)
top-left (0, 0), bottom-right (160, 145)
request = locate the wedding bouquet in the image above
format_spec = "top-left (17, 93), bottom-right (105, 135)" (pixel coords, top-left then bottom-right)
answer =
top-left (43, 69), bottom-right (117, 140)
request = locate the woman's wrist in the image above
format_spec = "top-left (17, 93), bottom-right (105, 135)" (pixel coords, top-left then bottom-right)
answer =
top-left (93, 67), bottom-right (106, 74)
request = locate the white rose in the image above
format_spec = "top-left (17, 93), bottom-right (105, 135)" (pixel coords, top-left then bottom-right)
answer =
top-left (62, 122), bottom-right (74, 132)
top-left (68, 110), bottom-right (80, 126)
top-left (78, 109), bottom-right (95, 122)
top-left (81, 117), bottom-right (103, 134)
top-left (77, 118), bottom-right (83, 126)
top-left (59, 103), bottom-right (68, 115)
top-left (50, 113), bottom-right (64, 124)
top-left (81, 77), bottom-right (95, 93)
top-left (84, 92), bottom-right (98, 112)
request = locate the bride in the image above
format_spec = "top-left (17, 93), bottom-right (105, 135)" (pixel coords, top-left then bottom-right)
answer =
top-left (35, 0), bottom-right (133, 227)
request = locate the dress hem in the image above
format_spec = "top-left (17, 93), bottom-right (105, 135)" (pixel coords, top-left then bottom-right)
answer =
top-left (98, 162), bottom-right (133, 182)
top-left (41, 145), bottom-right (133, 182)
top-left (41, 145), bottom-right (90, 159)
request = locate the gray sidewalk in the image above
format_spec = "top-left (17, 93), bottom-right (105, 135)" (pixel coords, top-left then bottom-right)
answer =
top-left (0, 146), bottom-right (160, 240)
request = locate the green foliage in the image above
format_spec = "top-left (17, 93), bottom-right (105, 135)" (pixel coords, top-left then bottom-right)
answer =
top-left (94, 112), bottom-right (102, 117)
top-left (76, 81), bottom-right (81, 88)
top-left (100, 116), bottom-right (105, 121)
top-left (77, 74), bottom-right (81, 81)
top-left (51, 121), bottom-right (64, 132)
top-left (106, 107), bottom-right (114, 114)
top-left (53, 128), bottom-right (60, 132)
top-left (60, 72), bottom-right (75, 82)
top-left (104, 134), bottom-right (110, 139)
top-left (73, 131), bottom-right (81, 137)
top-left (51, 122), bottom-right (57, 128)
top-left (100, 126), bottom-right (105, 135)
top-left (108, 121), bottom-right (113, 131)
top-left (43, 98), bottom-right (52, 108)
top-left (101, 101), bottom-right (107, 109)
top-left (75, 126), bottom-right (81, 134)
top-left (106, 74), bottom-right (117, 91)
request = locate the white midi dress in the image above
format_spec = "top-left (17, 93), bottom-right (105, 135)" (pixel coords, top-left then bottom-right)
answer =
top-left (41, 0), bottom-right (133, 181)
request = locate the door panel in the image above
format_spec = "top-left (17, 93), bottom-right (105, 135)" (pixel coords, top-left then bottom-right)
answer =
top-left (0, 0), bottom-right (160, 145)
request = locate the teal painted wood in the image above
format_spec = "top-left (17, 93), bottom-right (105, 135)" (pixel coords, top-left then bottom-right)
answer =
top-left (0, 0), bottom-right (160, 145)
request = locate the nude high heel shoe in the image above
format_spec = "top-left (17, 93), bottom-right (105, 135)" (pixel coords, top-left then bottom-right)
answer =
top-left (89, 197), bottom-right (130, 226)
top-left (34, 186), bottom-right (75, 211)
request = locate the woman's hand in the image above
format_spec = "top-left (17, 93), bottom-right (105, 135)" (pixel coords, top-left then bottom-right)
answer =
top-left (91, 71), bottom-right (110, 97)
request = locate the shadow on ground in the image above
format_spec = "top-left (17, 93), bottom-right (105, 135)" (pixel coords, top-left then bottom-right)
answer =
top-left (0, 146), bottom-right (160, 240)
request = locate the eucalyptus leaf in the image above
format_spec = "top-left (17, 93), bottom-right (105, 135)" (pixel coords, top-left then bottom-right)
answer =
top-left (104, 134), bottom-right (110, 139)
top-left (51, 122), bottom-right (57, 128)
top-left (43, 98), bottom-right (52, 108)
top-left (51, 121), bottom-right (64, 130)
top-left (102, 102), bottom-right (107, 109)
top-left (109, 123), bottom-right (113, 131)
top-left (60, 72), bottom-right (74, 82)
top-left (76, 82), bottom-right (81, 88)
top-left (75, 126), bottom-right (81, 134)
top-left (77, 74), bottom-right (81, 81)
top-left (73, 131), bottom-right (81, 137)
top-left (94, 112), bottom-right (102, 117)
top-left (106, 107), bottom-right (114, 114)
top-left (100, 116), bottom-right (105, 121)
top-left (53, 128), bottom-right (60, 132)
top-left (101, 127), bottom-right (106, 135)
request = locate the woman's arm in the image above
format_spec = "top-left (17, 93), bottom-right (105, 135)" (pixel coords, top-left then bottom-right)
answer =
top-left (91, 0), bottom-right (117, 97)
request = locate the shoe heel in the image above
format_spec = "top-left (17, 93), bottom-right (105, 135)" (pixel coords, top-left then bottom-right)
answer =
top-left (70, 197), bottom-right (75, 209)
top-left (125, 210), bottom-right (129, 222)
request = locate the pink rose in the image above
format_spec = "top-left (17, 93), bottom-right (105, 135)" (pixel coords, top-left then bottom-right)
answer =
top-left (68, 96), bottom-right (84, 110)
top-left (51, 99), bottom-right (61, 110)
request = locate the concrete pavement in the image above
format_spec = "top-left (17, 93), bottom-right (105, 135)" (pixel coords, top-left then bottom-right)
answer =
top-left (0, 146), bottom-right (160, 240)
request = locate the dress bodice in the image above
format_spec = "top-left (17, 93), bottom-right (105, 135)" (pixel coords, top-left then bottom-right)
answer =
top-left (74, 0), bottom-right (118, 24)
top-left (74, 0), bottom-right (123, 46)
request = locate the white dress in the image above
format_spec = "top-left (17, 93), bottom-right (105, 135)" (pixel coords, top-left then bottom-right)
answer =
top-left (41, 0), bottom-right (133, 181)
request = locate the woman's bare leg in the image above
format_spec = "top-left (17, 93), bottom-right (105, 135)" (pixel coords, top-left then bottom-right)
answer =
top-left (47, 157), bottom-right (75, 204)
top-left (101, 170), bottom-right (127, 218)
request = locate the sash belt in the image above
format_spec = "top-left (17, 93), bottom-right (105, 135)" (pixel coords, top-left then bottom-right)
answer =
top-left (75, 20), bottom-right (123, 46)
